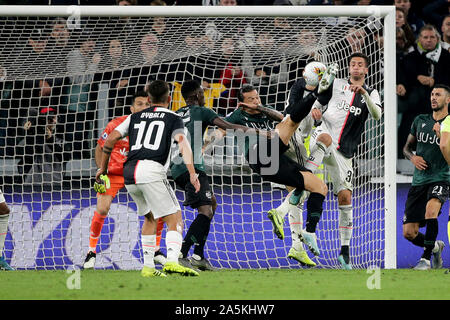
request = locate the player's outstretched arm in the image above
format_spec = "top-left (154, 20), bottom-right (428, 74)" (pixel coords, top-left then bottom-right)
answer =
top-left (237, 103), bottom-right (284, 122)
top-left (213, 117), bottom-right (259, 133)
top-left (175, 132), bottom-right (200, 192)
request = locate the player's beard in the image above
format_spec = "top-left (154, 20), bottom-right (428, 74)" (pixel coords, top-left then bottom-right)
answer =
top-left (431, 103), bottom-right (444, 112)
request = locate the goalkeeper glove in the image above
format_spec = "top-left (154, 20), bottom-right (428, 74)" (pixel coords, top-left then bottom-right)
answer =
top-left (94, 174), bottom-right (110, 194)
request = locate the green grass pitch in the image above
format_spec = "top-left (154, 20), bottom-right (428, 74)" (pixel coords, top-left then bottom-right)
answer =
top-left (1, 269), bottom-right (450, 300)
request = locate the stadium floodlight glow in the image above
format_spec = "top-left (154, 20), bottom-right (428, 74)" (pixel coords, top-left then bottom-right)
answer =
top-left (0, 5), bottom-right (396, 270)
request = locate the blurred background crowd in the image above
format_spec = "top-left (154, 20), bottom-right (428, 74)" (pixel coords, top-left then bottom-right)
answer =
top-left (0, 0), bottom-right (448, 187)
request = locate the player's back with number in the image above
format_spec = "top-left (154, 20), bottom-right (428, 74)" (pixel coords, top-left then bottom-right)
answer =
top-left (117, 107), bottom-right (184, 185)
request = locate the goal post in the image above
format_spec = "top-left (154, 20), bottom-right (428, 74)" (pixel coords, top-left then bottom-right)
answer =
top-left (0, 5), bottom-right (397, 269)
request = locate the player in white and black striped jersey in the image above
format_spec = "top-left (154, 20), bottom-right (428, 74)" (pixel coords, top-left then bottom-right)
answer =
top-left (95, 80), bottom-right (200, 278)
top-left (304, 53), bottom-right (383, 269)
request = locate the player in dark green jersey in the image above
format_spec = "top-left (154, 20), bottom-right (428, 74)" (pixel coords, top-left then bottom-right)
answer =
top-left (402, 85), bottom-right (450, 270)
top-left (171, 80), bottom-right (264, 271)
top-left (223, 84), bottom-right (329, 256)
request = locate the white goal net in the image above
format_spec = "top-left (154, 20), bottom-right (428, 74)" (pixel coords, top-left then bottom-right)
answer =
top-left (0, 6), bottom-right (396, 270)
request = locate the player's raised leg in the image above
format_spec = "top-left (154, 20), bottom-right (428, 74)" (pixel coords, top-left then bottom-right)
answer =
top-left (0, 190), bottom-right (13, 271)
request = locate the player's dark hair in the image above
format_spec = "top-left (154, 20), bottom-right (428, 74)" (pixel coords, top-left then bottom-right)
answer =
top-left (181, 80), bottom-right (201, 101)
top-left (147, 80), bottom-right (169, 104)
top-left (238, 84), bottom-right (256, 102)
top-left (348, 52), bottom-right (370, 67)
top-left (131, 90), bottom-right (149, 105)
top-left (433, 84), bottom-right (450, 95)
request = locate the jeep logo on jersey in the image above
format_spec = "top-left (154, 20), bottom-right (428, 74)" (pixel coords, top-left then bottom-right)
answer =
top-left (336, 100), bottom-right (362, 116)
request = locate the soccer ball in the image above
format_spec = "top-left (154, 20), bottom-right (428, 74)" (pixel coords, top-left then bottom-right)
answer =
top-left (303, 61), bottom-right (326, 87)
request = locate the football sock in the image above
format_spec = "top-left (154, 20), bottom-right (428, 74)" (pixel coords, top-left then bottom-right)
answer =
top-left (410, 232), bottom-right (425, 247)
top-left (422, 218), bottom-right (438, 261)
top-left (338, 205), bottom-right (353, 247)
top-left (305, 193), bottom-right (325, 233)
top-left (340, 245), bottom-right (350, 264)
top-left (275, 191), bottom-right (294, 219)
top-left (155, 218), bottom-right (164, 252)
top-left (166, 230), bottom-right (183, 263)
top-left (89, 211), bottom-right (106, 253)
top-left (192, 214), bottom-right (212, 259)
top-left (288, 206), bottom-right (304, 251)
top-left (0, 214), bottom-right (9, 253)
top-left (141, 234), bottom-right (156, 268)
top-left (305, 141), bottom-right (327, 174)
top-left (289, 91), bottom-right (317, 123)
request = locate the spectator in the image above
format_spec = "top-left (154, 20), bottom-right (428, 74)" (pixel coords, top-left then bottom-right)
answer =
top-left (48, 18), bottom-right (71, 53)
top-left (345, 26), bottom-right (367, 53)
top-left (441, 15), bottom-right (450, 51)
top-left (63, 31), bottom-right (101, 159)
top-left (422, 0), bottom-right (450, 31)
top-left (396, 7), bottom-right (416, 51)
top-left (100, 39), bottom-right (131, 119)
top-left (248, 31), bottom-right (289, 110)
top-left (16, 107), bottom-right (71, 185)
top-left (394, 0), bottom-right (425, 36)
top-left (396, 27), bottom-right (410, 131)
top-left (397, 24), bottom-right (450, 157)
top-left (217, 36), bottom-right (248, 116)
top-left (149, 0), bottom-right (167, 4)
top-left (116, 0), bottom-right (137, 4)
top-left (139, 33), bottom-right (159, 65)
top-left (219, 0), bottom-right (237, 4)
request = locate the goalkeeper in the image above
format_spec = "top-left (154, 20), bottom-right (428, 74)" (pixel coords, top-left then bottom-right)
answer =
top-left (84, 91), bottom-right (166, 269)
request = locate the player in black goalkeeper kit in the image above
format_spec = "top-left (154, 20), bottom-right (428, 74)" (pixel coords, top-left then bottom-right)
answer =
top-left (402, 85), bottom-right (450, 270)
top-left (96, 80), bottom-right (200, 278)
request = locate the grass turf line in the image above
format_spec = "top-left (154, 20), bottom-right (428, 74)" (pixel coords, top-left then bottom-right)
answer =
top-left (1, 269), bottom-right (449, 300)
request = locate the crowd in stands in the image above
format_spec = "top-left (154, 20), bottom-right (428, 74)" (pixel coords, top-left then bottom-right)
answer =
top-left (0, 0), bottom-right (449, 185)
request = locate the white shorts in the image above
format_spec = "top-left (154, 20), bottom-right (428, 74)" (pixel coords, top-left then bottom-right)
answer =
top-left (309, 126), bottom-right (353, 195)
top-left (125, 180), bottom-right (181, 219)
top-left (0, 189), bottom-right (5, 203)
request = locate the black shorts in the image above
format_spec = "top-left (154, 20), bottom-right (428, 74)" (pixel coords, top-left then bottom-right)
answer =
top-left (174, 170), bottom-right (213, 209)
top-left (403, 181), bottom-right (449, 227)
top-left (247, 136), bottom-right (307, 191)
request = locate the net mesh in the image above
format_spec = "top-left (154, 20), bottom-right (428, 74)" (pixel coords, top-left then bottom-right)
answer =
top-left (0, 14), bottom-right (385, 269)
